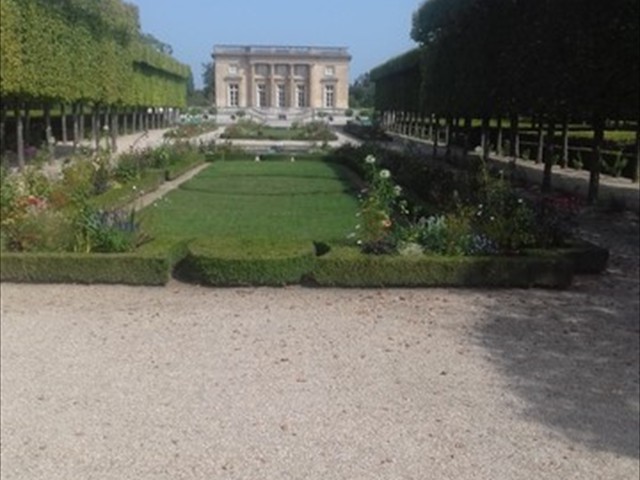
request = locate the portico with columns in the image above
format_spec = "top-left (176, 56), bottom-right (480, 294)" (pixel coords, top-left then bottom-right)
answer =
top-left (213, 45), bottom-right (350, 117)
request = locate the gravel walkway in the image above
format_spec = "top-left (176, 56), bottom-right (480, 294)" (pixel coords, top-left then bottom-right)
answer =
top-left (1, 207), bottom-right (638, 480)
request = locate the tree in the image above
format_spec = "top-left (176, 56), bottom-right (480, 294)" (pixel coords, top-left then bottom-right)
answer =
top-left (349, 73), bottom-right (375, 109)
top-left (202, 61), bottom-right (215, 102)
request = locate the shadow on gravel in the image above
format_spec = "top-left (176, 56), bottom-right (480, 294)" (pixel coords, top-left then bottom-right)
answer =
top-left (476, 209), bottom-right (640, 459)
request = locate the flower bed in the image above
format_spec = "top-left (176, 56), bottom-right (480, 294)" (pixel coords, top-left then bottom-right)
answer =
top-left (1, 147), bottom-right (609, 288)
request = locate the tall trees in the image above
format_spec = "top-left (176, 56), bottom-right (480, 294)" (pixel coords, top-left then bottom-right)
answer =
top-left (0, 0), bottom-right (191, 163)
top-left (374, 0), bottom-right (640, 200)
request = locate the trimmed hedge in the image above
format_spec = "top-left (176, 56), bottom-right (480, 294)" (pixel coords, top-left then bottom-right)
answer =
top-left (175, 238), bottom-right (317, 286)
top-left (0, 237), bottom-right (606, 288)
top-left (0, 237), bottom-right (189, 285)
top-left (528, 240), bottom-right (609, 275)
top-left (310, 246), bottom-right (573, 288)
top-left (205, 152), bottom-right (328, 163)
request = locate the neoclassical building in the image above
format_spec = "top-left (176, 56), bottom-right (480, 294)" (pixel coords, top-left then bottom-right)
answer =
top-left (213, 45), bottom-right (350, 115)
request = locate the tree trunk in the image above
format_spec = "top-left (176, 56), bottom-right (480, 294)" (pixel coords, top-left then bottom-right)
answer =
top-left (0, 105), bottom-right (6, 154)
top-left (445, 116), bottom-right (452, 159)
top-left (463, 116), bottom-right (472, 159)
top-left (481, 116), bottom-right (490, 162)
top-left (432, 116), bottom-right (439, 159)
top-left (496, 116), bottom-right (503, 156)
top-left (132, 109), bottom-right (138, 132)
top-left (632, 114), bottom-right (639, 183)
top-left (428, 115), bottom-right (433, 141)
top-left (92, 106), bottom-right (100, 151)
top-left (536, 122), bottom-right (544, 164)
top-left (123, 109), bottom-right (128, 135)
top-left (24, 108), bottom-right (32, 147)
top-left (587, 115), bottom-right (605, 204)
top-left (509, 113), bottom-right (520, 159)
top-left (560, 115), bottom-right (569, 168)
top-left (61, 103), bottom-right (68, 143)
top-left (110, 108), bottom-right (118, 153)
top-left (71, 103), bottom-right (79, 152)
top-left (78, 103), bottom-right (85, 145)
top-left (542, 119), bottom-right (556, 192)
top-left (15, 106), bottom-right (25, 170)
top-left (44, 104), bottom-right (54, 164)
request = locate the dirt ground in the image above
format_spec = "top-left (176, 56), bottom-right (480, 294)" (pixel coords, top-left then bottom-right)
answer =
top-left (1, 205), bottom-right (638, 480)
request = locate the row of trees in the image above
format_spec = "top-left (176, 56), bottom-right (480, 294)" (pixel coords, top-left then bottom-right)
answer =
top-left (371, 0), bottom-right (640, 200)
top-left (0, 0), bottom-right (191, 168)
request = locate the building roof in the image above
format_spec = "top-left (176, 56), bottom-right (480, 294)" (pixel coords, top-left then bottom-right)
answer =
top-left (213, 45), bottom-right (351, 60)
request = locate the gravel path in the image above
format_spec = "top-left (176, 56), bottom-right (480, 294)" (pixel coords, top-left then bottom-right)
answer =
top-left (1, 207), bottom-right (638, 479)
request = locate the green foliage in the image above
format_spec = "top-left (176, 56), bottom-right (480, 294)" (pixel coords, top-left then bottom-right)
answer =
top-left (0, 249), bottom-right (175, 285)
top-left (0, 0), bottom-right (189, 108)
top-left (311, 246), bottom-right (573, 288)
top-left (177, 238), bottom-right (316, 286)
top-left (71, 202), bottom-right (149, 253)
top-left (221, 120), bottom-right (337, 141)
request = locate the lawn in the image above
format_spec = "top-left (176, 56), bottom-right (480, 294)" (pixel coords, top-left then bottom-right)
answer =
top-left (141, 158), bottom-right (360, 243)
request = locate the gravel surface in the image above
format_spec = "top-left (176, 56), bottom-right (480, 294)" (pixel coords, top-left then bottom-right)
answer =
top-left (3, 125), bottom-right (639, 479)
top-left (1, 207), bottom-right (639, 480)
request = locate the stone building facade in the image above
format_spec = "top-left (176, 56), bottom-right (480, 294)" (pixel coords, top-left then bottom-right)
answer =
top-left (213, 45), bottom-right (350, 115)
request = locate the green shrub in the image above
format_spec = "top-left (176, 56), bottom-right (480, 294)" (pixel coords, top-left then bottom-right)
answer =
top-left (311, 246), bottom-right (573, 288)
top-left (176, 238), bottom-right (316, 286)
top-left (0, 237), bottom-right (189, 285)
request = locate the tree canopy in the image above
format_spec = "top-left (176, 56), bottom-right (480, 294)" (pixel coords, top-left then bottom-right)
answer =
top-left (0, 0), bottom-right (191, 108)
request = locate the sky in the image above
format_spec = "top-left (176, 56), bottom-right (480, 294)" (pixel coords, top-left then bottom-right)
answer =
top-left (128, 0), bottom-right (422, 88)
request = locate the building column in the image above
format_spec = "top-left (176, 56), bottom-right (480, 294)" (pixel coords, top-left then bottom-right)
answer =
top-left (308, 64), bottom-right (316, 109)
top-left (288, 64), bottom-right (295, 108)
top-left (247, 62), bottom-right (254, 108)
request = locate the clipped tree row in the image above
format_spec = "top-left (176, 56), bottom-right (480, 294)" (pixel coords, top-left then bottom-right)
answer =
top-left (371, 0), bottom-right (640, 200)
top-left (0, 0), bottom-right (191, 167)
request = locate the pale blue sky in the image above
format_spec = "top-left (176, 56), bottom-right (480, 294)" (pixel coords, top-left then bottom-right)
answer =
top-left (128, 0), bottom-right (422, 88)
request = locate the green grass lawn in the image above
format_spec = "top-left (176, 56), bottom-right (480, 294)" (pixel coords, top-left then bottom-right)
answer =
top-left (141, 159), bottom-right (360, 243)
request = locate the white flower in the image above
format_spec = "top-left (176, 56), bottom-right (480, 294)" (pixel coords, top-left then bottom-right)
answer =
top-left (393, 185), bottom-right (402, 196)
top-left (103, 125), bottom-right (110, 132)
top-left (379, 169), bottom-right (391, 179)
top-left (490, 216), bottom-right (495, 221)
top-left (254, 155), bottom-right (261, 162)
top-left (365, 154), bottom-right (376, 164)
top-left (355, 224), bottom-right (361, 230)
top-left (346, 233), bottom-right (356, 239)
top-left (132, 185), bottom-right (137, 190)
top-left (517, 198), bottom-right (523, 204)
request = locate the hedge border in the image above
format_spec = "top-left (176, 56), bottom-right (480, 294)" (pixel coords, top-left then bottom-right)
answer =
top-left (175, 238), bottom-right (317, 286)
top-left (0, 238), bottom-right (188, 285)
top-left (0, 239), bottom-right (607, 288)
top-left (310, 246), bottom-right (574, 288)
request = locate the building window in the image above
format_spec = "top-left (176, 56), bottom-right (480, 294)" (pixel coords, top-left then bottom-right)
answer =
top-left (228, 83), bottom-right (239, 107)
top-left (255, 64), bottom-right (269, 76)
top-left (293, 64), bottom-right (309, 78)
top-left (228, 64), bottom-right (238, 75)
top-left (276, 84), bottom-right (286, 108)
top-left (275, 64), bottom-right (289, 76)
top-left (324, 85), bottom-right (335, 108)
top-left (296, 84), bottom-right (307, 108)
top-left (256, 83), bottom-right (267, 107)
top-left (324, 65), bottom-right (335, 77)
